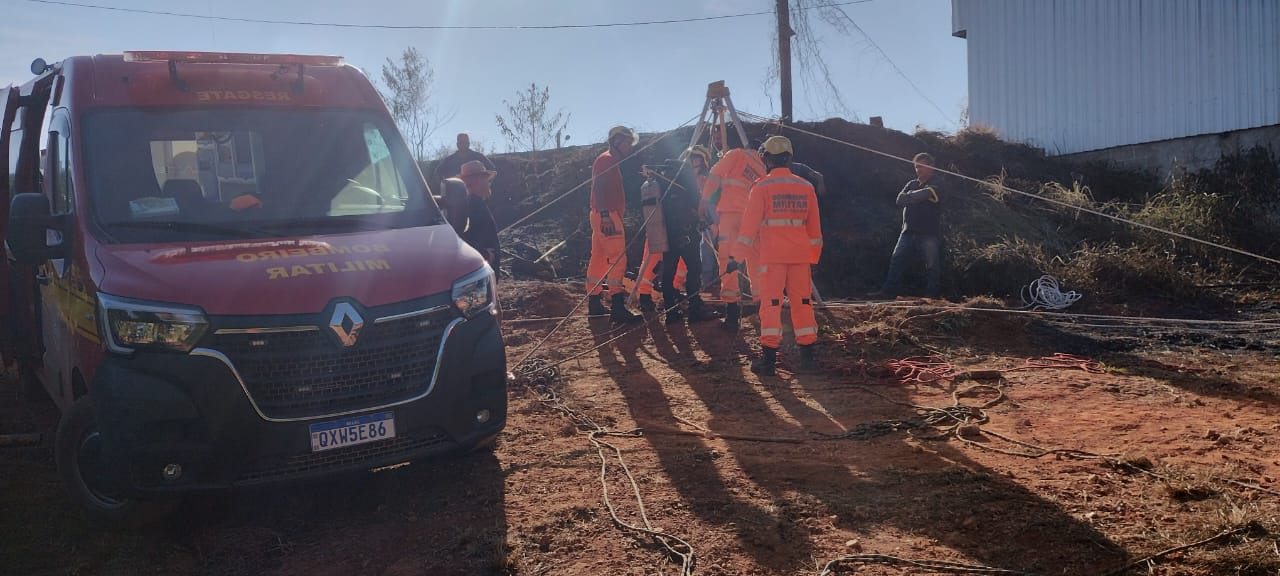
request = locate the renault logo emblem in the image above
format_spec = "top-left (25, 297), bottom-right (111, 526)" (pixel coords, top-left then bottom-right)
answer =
top-left (329, 302), bottom-right (364, 347)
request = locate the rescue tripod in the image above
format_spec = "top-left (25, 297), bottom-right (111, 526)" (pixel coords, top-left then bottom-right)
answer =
top-left (627, 81), bottom-right (823, 308)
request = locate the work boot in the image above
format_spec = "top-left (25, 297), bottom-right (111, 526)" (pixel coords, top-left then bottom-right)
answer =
top-left (721, 303), bottom-right (741, 331)
top-left (588, 294), bottom-right (610, 316)
top-left (638, 294), bottom-right (656, 313)
top-left (610, 293), bottom-right (643, 324)
top-left (686, 299), bottom-right (720, 323)
top-left (799, 344), bottom-right (819, 372)
top-left (750, 346), bottom-right (778, 376)
top-left (665, 308), bottom-right (684, 326)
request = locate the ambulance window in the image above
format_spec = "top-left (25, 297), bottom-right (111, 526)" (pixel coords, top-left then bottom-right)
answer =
top-left (150, 132), bottom-right (262, 202)
top-left (7, 108), bottom-right (23, 194)
top-left (329, 123), bottom-right (408, 216)
top-left (48, 114), bottom-right (72, 215)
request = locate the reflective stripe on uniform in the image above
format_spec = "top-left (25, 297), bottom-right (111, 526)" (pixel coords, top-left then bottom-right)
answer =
top-left (760, 328), bottom-right (783, 337)
top-left (810, 238), bottom-right (823, 245)
top-left (724, 178), bottom-right (752, 188)
top-left (737, 235), bottom-right (754, 246)
top-left (763, 219), bottom-right (805, 227)
top-left (795, 327), bottom-right (818, 336)
top-left (757, 265), bottom-right (768, 273)
top-left (753, 176), bottom-right (810, 188)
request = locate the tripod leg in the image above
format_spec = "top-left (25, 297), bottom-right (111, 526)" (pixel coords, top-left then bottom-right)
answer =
top-left (628, 251), bottom-right (655, 308)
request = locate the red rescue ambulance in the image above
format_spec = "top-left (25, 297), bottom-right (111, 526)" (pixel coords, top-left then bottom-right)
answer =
top-left (1, 52), bottom-right (506, 522)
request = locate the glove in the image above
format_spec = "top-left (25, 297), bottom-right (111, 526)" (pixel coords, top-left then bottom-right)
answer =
top-left (725, 259), bottom-right (741, 273)
top-left (598, 211), bottom-right (619, 236)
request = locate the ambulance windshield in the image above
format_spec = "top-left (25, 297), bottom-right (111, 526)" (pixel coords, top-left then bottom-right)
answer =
top-left (84, 108), bottom-right (443, 243)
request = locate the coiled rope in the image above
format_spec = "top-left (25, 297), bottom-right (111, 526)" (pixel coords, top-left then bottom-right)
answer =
top-left (1020, 274), bottom-right (1083, 311)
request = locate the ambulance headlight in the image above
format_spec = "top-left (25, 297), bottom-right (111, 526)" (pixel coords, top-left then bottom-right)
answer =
top-left (452, 266), bottom-right (495, 320)
top-left (98, 293), bottom-right (209, 354)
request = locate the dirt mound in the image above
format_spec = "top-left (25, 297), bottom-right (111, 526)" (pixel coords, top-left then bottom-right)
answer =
top-left (498, 280), bottom-right (580, 318)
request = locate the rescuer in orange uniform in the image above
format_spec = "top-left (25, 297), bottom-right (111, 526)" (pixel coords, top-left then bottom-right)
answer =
top-left (587, 125), bottom-right (643, 323)
top-left (703, 131), bottom-right (766, 331)
top-left (729, 136), bottom-right (823, 375)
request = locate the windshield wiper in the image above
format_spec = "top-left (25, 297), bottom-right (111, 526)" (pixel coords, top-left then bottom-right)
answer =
top-left (105, 220), bottom-right (284, 237)
top-left (258, 217), bottom-right (385, 232)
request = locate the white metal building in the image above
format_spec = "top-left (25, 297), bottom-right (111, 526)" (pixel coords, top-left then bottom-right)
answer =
top-left (952, 0), bottom-right (1280, 167)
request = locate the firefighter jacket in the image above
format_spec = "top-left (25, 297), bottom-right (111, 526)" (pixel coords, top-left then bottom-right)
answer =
top-left (702, 148), bottom-right (765, 214)
top-left (590, 150), bottom-right (626, 212)
top-left (734, 167), bottom-right (822, 265)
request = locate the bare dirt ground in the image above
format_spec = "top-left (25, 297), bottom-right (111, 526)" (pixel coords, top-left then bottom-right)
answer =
top-left (3, 280), bottom-right (1279, 576)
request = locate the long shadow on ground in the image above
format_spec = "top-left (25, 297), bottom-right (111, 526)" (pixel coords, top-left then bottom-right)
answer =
top-left (589, 317), bottom-right (792, 572)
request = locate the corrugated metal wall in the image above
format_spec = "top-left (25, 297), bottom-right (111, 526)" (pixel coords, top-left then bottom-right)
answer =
top-left (952, 0), bottom-right (1280, 155)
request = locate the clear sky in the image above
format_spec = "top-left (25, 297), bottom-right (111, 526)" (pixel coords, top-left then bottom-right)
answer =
top-left (0, 0), bottom-right (967, 154)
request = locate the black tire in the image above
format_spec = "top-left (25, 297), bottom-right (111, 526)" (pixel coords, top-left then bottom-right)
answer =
top-left (55, 396), bottom-right (174, 527)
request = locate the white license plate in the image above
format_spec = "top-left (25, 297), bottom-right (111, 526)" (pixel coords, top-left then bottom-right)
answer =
top-left (309, 411), bottom-right (396, 452)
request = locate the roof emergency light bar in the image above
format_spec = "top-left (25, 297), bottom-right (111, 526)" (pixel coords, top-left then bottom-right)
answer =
top-left (123, 51), bottom-right (343, 66)
top-left (124, 51), bottom-right (342, 94)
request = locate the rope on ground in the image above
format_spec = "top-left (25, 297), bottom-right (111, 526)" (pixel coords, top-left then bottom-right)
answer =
top-left (1098, 523), bottom-right (1265, 576)
top-left (1020, 274), bottom-right (1082, 311)
top-left (820, 554), bottom-right (1040, 575)
top-left (513, 269), bottom-right (734, 378)
top-left (1004, 353), bottom-right (1105, 374)
top-left (816, 299), bottom-right (1280, 333)
top-left (885, 355), bottom-right (959, 384)
top-left (512, 358), bottom-right (696, 575)
top-left (736, 109), bottom-right (1280, 267)
top-left (498, 113), bottom-right (699, 235)
top-left (820, 523), bottom-right (1265, 576)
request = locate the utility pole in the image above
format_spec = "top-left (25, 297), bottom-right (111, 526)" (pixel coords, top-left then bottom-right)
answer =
top-left (776, 0), bottom-right (793, 124)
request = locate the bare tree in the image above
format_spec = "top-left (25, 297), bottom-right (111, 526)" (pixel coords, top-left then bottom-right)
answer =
top-left (494, 83), bottom-right (570, 153)
top-left (768, 0), bottom-right (857, 121)
top-left (784, 1), bottom-right (957, 128)
top-left (380, 47), bottom-right (446, 161)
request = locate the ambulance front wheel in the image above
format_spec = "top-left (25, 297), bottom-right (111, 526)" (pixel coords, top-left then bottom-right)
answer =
top-left (55, 396), bottom-right (174, 526)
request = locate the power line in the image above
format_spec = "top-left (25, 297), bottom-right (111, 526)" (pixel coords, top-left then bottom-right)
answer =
top-left (22, 0), bottom-right (872, 31)
top-left (830, 5), bottom-right (958, 128)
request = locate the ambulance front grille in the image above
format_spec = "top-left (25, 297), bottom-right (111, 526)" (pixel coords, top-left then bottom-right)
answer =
top-left (206, 307), bottom-right (456, 419)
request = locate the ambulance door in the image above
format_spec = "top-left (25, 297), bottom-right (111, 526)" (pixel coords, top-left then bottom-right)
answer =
top-left (38, 108), bottom-right (77, 405)
top-left (0, 86), bottom-right (21, 365)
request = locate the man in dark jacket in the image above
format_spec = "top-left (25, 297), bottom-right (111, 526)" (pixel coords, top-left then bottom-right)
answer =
top-left (650, 159), bottom-right (718, 325)
top-left (454, 160), bottom-right (501, 273)
top-left (432, 133), bottom-right (495, 195)
top-left (877, 152), bottom-right (943, 298)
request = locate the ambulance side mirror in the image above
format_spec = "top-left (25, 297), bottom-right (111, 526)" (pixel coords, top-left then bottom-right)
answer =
top-left (7, 193), bottom-right (67, 265)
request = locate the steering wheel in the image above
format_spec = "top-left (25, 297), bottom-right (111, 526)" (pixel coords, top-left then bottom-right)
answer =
top-left (345, 179), bottom-right (385, 206)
